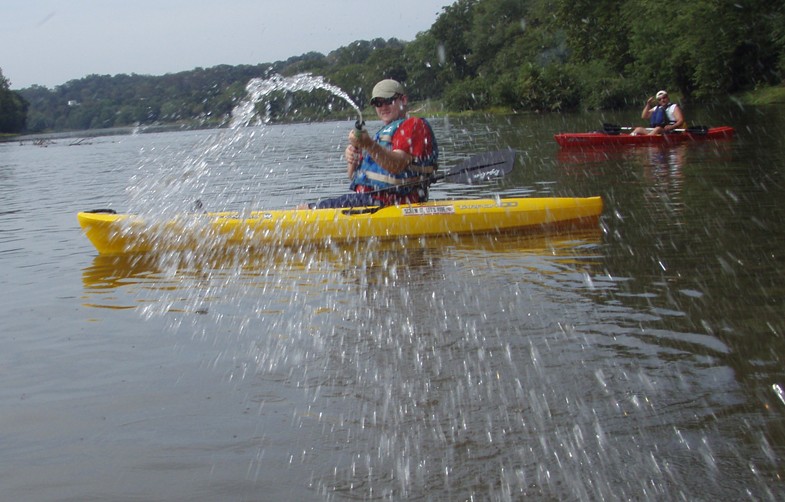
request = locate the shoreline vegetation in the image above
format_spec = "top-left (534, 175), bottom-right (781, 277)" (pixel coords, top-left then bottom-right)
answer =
top-left (3, 84), bottom-right (784, 144)
top-left (736, 85), bottom-right (785, 106)
top-left (4, 1), bottom-right (784, 139)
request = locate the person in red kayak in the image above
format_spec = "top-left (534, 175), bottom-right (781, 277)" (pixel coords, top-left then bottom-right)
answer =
top-left (631, 90), bottom-right (685, 135)
top-left (304, 78), bottom-right (438, 209)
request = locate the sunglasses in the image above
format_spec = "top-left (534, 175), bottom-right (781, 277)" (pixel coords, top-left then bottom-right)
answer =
top-left (371, 94), bottom-right (401, 107)
top-left (658, 95), bottom-right (668, 101)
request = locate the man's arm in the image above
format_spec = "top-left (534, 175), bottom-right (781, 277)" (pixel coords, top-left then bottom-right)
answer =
top-left (641, 96), bottom-right (655, 119)
top-left (365, 142), bottom-right (413, 174)
top-left (347, 130), bottom-right (413, 174)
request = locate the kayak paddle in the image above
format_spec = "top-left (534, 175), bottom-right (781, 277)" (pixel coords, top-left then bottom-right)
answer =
top-left (441, 149), bottom-right (516, 184)
top-left (195, 150), bottom-right (516, 210)
top-left (602, 123), bottom-right (709, 135)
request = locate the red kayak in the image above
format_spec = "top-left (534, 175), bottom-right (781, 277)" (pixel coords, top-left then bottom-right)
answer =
top-left (555, 126), bottom-right (735, 148)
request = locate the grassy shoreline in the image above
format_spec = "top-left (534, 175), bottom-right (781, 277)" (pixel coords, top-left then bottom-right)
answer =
top-left (4, 85), bottom-right (783, 142)
top-left (389, 85), bottom-right (785, 118)
top-left (736, 85), bottom-right (785, 105)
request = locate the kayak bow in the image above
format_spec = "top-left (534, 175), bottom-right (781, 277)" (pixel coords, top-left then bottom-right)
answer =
top-left (78, 196), bottom-right (603, 255)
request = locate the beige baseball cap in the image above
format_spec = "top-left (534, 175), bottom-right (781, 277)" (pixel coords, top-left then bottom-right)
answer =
top-left (656, 90), bottom-right (668, 98)
top-left (371, 79), bottom-right (406, 99)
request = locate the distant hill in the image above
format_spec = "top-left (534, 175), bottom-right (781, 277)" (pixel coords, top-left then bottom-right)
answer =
top-left (12, 0), bottom-right (785, 133)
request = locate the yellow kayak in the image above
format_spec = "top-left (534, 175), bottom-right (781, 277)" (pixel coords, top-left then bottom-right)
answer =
top-left (77, 196), bottom-right (603, 255)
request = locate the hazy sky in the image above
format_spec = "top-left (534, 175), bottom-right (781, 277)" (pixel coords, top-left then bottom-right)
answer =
top-left (1, 0), bottom-right (451, 89)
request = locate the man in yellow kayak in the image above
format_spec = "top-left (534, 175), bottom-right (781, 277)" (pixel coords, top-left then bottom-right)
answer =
top-left (631, 89), bottom-right (686, 136)
top-left (306, 78), bottom-right (438, 208)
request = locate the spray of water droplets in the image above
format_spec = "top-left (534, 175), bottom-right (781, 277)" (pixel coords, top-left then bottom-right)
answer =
top-left (126, 73), bottom-right (361, 219)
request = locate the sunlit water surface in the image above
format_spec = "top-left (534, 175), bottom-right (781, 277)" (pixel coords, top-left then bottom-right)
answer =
top-left (1, 104), bottom-right (784, 500)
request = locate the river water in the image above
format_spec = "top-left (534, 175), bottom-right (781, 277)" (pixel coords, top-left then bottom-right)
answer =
top-left (1, 104), bottom-right (784, 500)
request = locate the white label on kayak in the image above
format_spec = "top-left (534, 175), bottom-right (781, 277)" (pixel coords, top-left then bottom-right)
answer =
top-left (457, 201), bottom-right (518, 209)
top-left (403, 206), bottom-right (456, 216)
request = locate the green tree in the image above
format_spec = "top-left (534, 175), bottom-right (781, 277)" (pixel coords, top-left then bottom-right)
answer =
top-left (0, 68), bottom-right (28, 133)
top-left (443, 76), bottom-right (491, 110)
top-left (515, 63), bottom-right (581, 111)
top-left (10, 0), bottom-right (785, 130)
top-left (558, 0), bottom-right (784, 100)
top-left (364, 39), bottom-right (407, 81)
top-left (555, 0), bottom-right (632, 74)
top-left (326, 63), bottom-right (377, 107)
top-left (403, 31), bottom-right (447, 100)
top-left (429, 0), bottom-right (479, 82)
top-left (279, 52), bottom-right (329, 77)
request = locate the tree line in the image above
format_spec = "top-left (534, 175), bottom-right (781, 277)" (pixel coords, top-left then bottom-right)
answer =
top-left (2, 0), bottom-right (783, 134)
top-left (0, 69), bottom-right (28, 133)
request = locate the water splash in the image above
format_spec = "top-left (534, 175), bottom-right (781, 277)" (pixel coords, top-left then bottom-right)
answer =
top-left (230, 73), bottom-right (362, 129)
top-left (126, 73), bottom-right (359, 219)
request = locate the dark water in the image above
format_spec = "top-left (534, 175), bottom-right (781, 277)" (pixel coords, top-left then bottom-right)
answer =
top-left (1, 104), bottom-right (784, 501)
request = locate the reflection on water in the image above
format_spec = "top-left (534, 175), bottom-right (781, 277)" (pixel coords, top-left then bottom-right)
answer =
top-left (82, 229), bottom-right (603, 305)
